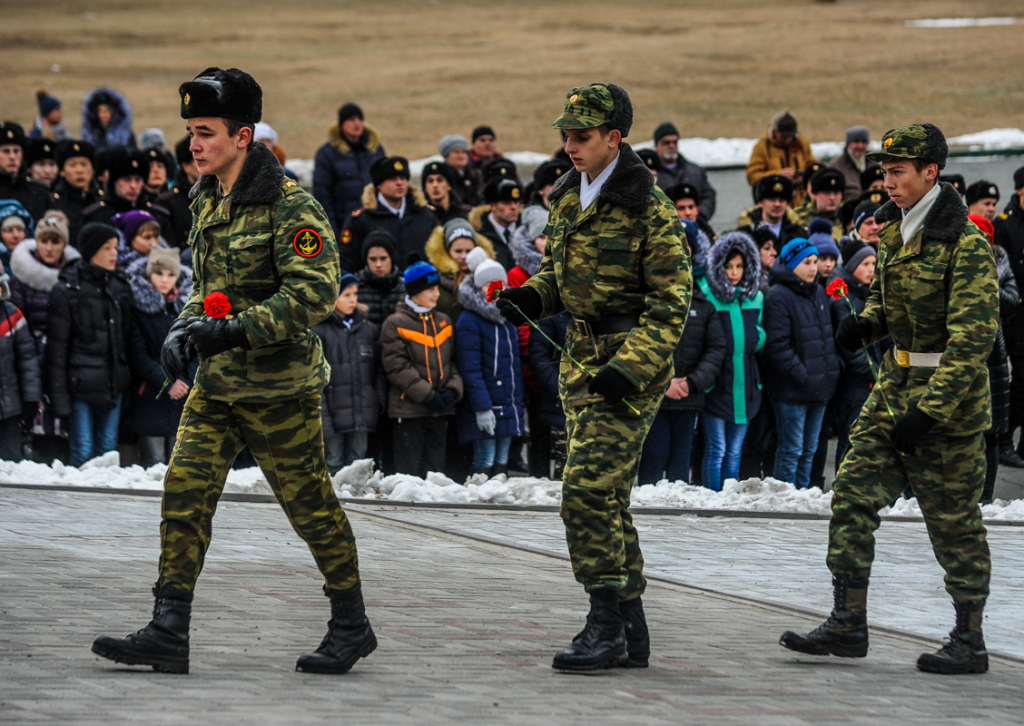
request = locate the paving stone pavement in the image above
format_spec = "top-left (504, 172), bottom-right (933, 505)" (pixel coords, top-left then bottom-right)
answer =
top-left (2, 489), bottom-right (1024, 725)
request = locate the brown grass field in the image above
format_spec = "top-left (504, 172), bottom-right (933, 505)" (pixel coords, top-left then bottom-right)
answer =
top-left (2, 0), bottom-right (1023, 159)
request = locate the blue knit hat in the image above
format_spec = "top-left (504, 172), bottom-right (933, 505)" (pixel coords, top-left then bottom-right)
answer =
top-left (338, 271), bottom-right (358, 293)
top-left (808, 218), bottom-right (839, 259)
top-left (779, 237), bottom-right (817, 270)
top-left (403, 259), bottom-right (440, 296)
top-left (680, 219), bottom-right (698, 254)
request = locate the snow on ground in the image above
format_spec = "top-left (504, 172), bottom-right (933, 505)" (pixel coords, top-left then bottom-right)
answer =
top-left (905, 17), bottom-right (1020, 28)
top-left (285, 127), bottom-right (1023, 182)
top-left (4, 454), bottom-right (1023, 521)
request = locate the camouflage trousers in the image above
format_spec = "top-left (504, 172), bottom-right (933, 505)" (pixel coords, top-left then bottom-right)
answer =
top-left (561, 393), bottom-right (661, 600)
top-left (158, 390), bottom-right (360, 592)
top-left (827, 418), bottom-right (990, 604)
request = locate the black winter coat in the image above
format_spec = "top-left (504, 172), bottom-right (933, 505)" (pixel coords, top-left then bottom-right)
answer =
top-left (0, 300), bottom-right (42, 420)
top-left (311, 309), bottom-right (387, 436)
top-left (829, 267), bottom-right (891, 407)
top-left (51, 178), bottom-right (103, 251)
top-left (339, 186), bottom-right (439, 273)
top-left (46, 260), bottom-right (132, 415)
top-left (994, 195), bottom-right (1024, 357)
top-left (155, 170), bottom-right (195, 248)
top-left (355, 266), bottom-right (406, 326)
top-left (987, 245), bottom-right (1018, 436)
top-left (0, 170), bottom-right (51, 222)
top-left (660, 287), bottom-right (727, 411)
top-left (527, 311), bottom-right (569, 428)
top-left (763, 264), bottom-right (840, 405)
top-left (313, 125), bottom-right (386, 235)
top-left (126, 259), bottom-right (196, 437)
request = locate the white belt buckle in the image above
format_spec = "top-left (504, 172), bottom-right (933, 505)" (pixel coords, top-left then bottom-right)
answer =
top-left (895, 348), bottom-right (942, 367)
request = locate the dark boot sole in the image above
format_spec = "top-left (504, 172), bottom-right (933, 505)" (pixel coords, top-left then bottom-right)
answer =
top-left (916, 655), bottom-right (989, 675)
top-left (620, 655), bottom-right (649, 668)
top-left (779, 631), bottom-right (868, 658)
top-left (295, 633), bottom-right (378, 674)
top-left (91, 641), bottom-right (189, 674)
top-left (552, 653), bottom-right (628, 672)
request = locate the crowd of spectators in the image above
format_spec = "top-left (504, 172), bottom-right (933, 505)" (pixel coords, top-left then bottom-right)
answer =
top-left (2, 87), bottom-right (1022, 502)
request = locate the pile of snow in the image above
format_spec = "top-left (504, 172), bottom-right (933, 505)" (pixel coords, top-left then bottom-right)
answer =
top-left (905, 17), bottom-right (1019, 29)
top-left (5, 455), bottom-right (1023, 521)
top-left (947, 128), bottom-right (1024, 151)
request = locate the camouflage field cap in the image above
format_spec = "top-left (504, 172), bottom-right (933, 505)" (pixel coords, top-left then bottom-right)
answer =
top-left (551, 83), bottom-right (633, 137)
top-left (866, 123), bottom-right (948, 169)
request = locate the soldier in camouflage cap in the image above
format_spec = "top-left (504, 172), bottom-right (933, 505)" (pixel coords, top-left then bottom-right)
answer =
top-left (92, 68), bottom-right (376, 677)
top-left (498, 83), bottom-right (690, 672)
top-left (781, 123), bottom-right (997, 675)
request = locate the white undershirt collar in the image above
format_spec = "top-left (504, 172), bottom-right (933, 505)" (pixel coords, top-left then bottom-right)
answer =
top-left (579, 152), bottom-right (620, 211)
top-left (900, 182), bottom-right (942, 245)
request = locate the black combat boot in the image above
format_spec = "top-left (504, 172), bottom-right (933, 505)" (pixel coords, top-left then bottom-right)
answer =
top-left (619, 596), bottom-right (649, 668)
top-left (91, 584), bottom-right (192, 674)
top-left (296, 583), bottom-right (377, 674)
top-left (493, 463), bottom-right (509, 478)
top-left (1000, 445), bottom-right (1024, 468)
top-left (552, 590), bottom-right (627, 671)
top-left (780, 577), bottom-right (868, 658)
top-left (917, 600), bottom-right (989, 674)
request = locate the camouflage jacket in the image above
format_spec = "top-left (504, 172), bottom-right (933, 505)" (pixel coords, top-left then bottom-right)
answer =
top-left (183, 143), bottom-right (340, 402)
top-left (523, 143), bottom-right (691, 408)
top-left (862, 182), bottom-right (997, 435)
top-left (792, 198), bottom-right (843, 239)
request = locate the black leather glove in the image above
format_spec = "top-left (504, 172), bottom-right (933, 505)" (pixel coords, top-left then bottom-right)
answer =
top-left (185, 317), bottom-right (250, 360)
top-left (835, 314), bottom-right (874, 351)
top-left (496, 286), bottom-right (543, 326)
top-left (587, 366), bottom-right (635, 405)
top-left (891, 408), bottom-right (937, 455)
top-left (161, 316), bottom-right (199, 381)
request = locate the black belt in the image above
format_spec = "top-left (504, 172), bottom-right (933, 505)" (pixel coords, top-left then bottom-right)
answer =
top-left (573, 314), bottom-right (641, 338)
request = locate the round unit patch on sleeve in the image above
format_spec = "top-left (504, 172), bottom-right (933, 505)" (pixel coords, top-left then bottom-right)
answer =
top-left (341, 229), bottom-right (353, 245)
top-left (293, 228), bottom-right (323, 258)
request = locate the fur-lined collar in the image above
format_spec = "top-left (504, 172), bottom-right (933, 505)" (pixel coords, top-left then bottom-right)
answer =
top-left (424, 225), bottom-right (495, 277)
top-left (873, 182), bottom-right (967, 244)
top-left (706, 231), bottom-right (762, 303)
top-left (327, 124), bottom-right (382, 155)
top-left (9, 239), bottom-right (81, 292)
top-left (509, 225), bottom-right (543, 276)
top-left (189, 143), bottom-right (285, 206)
top-left (359, 183), bottom-right (429, 213)
top-left (456, 275), bottom-right (506, 325)
top-left (126, 255), bottom-right (193, 315)
top-left (468, 204), bottom-right (490, 232)
top-left (547, 143), bottom-right (654, 215)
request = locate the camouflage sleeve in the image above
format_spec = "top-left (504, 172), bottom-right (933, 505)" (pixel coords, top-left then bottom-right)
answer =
top-left (237, 189), bottom-right (340, 348)
top-left (606, 200), bottom-right (691, 390)
top-left (523, 222), bottom-right (565, 318)
top-left (179, 278), bottom-right (203, 319)
top-left (859, 233), bottom-right (889, 340)
top-left (916, 231), bottom-right (998, 423)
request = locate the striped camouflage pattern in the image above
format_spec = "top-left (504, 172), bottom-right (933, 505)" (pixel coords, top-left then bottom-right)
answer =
top-left (561, 392), bottom-right (661, 598)
top-left (159, 391), bottom-right (360, 592)
top-left (859, 200), bottom-right (998, 435)
top-left (526, 170), bottom-right (691, 407)
top-left (828, 421), bottom-right (990, 603)
top-left (183, 173), bottom-right (340, 403)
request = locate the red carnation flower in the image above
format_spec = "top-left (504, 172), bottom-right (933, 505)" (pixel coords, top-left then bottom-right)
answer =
top-left (826, 278), bottom-right (848, 300)
top-left (203, 292), bottom-right (232, 319)
top-left (485, 279), bottom-right (504, 303)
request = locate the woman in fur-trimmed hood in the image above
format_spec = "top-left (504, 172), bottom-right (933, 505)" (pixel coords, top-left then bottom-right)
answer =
top-left (81, 87), bottom-right (136, 150)
top-left (697, 231), bottom-right (766, 491)
top-left (424, 218), bottom-right (495, 324)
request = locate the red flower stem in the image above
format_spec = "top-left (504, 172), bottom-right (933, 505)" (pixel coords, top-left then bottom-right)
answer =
top-left (502, 297), bottom-right (641, 415)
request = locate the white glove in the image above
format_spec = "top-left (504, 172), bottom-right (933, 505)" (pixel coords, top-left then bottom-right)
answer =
top-left (475, 409), bottom-right (497, 436)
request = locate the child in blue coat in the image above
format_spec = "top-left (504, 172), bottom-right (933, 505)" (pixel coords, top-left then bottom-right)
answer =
top-left (454, 250), bottom-right (526, 477)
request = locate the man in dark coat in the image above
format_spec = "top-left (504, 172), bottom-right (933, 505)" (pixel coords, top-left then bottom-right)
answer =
top-left (338, 156), bottom-right (438, 272)
top-left (51, 140), bottom-right (103, 250)
top-left (736, 174), bottom-right (807, 247)
top-left (994, 165), bottom-right (1024, 467)
top-left (0, 122), bottom-right (53, 222)
top-left (313, 103), bottom-right (386, 236)
top-left (652, 121), bottom-right (717, 221)
top-left (156, 137), bottom-right (200, 248)
top-left (470, 177), bottom-right (522, 271)
top-left (82, 147), bottom-right (173, 241)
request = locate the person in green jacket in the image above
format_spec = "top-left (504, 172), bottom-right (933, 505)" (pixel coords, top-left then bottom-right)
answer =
top-left (781, 124), bottom-right (998, 675)
top-left (498, 83), bottom-right (690, 671)
top-left (92, 68), bottom-right (376, 677)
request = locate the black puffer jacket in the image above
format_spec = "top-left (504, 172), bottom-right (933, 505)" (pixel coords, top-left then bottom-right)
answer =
top-left (995, 195), bottom-right (1024, 357)
top-left (660, 286), bottom-right (727, 411)
top-left (45, 260), bottom-right (132, 415)
top-left (339, 186), bottom-right (439, 273)
top-left (988, 245), bottom-right (1018, 436)
top-left (311, 308), bottom-right (387, 437)
top-left (355, 266), bottom-right (406, 326)
top-left (0, 294), bottom-right (42, 421)
top-left (829, 266), bottom-right (891, 406)
top-left (763, 263), bottom-right (840, 405)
